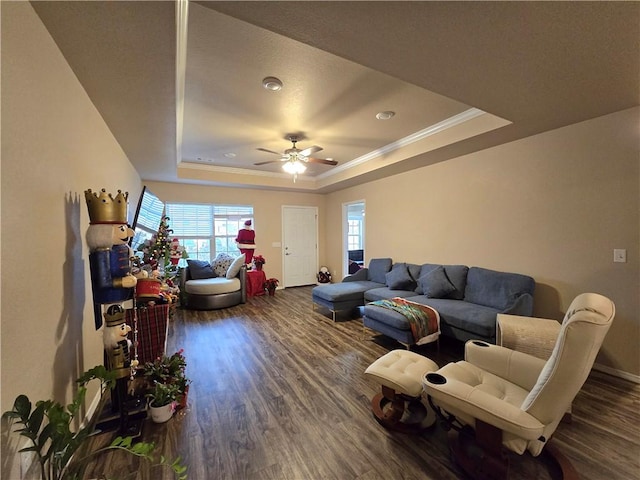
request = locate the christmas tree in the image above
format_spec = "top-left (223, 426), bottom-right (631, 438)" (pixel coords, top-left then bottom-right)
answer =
top-left (137, 215), bottom-right (173, 271)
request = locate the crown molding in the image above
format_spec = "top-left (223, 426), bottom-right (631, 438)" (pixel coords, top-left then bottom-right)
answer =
top-left (316, 108), bottom-right (486, 181)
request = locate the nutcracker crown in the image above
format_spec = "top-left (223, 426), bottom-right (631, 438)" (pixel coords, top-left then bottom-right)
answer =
top-left (84, 188), bottom-right (128, 224)
top-left (104, 304), bottom-right (125, 327)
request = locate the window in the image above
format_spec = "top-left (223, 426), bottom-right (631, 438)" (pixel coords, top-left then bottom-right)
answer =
top-left (130, 187), bottom-right (165, 251)
top-left (165, 203), bottom-right (253, 262)
top-left (347, 219), bottom-right (363, 251)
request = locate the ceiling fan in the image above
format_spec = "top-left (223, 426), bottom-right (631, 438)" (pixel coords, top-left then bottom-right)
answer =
top-left (254, 136), bottom-right (339, 168)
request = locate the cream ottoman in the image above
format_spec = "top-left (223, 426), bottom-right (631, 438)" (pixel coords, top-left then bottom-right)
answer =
top-left (364, 350), bottom-right (439, 433)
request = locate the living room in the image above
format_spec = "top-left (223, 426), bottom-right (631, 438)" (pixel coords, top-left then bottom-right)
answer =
top-left (2, 2), bottom-right (638, 479)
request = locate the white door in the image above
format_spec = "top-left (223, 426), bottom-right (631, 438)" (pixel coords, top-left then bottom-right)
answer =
top-left (282, 206), bottom-right (318, 287)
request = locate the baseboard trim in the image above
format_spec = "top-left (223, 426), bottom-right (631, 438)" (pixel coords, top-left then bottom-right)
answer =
top-left (593, 362), bottom-right (640, 384)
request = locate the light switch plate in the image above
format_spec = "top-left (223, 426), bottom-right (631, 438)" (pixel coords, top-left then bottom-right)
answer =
top-left (613, 249), bottom-right (627, 263)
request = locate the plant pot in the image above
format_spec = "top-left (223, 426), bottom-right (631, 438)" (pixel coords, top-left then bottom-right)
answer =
top-left (149, 402), bottom-right (175, 423)
top-left (255, 264), bottom-right (263, 271)
top-left (267, 288), bottom-right (276, 296)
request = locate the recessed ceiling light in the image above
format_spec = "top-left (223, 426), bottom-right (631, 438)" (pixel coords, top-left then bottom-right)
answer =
top-left (224, 152), bottom-right (236, 158)
top-left (262, 76), bottom-right (283, 91)
top-left (376, 111), bottom-right (395, 120)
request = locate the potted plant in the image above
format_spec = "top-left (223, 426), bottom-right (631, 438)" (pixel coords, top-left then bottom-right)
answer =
top-left (147, 381), bottom-right (180, 423)
top-left (253, 254), bottom-right (266, 271)
top-left (2, 365), bottom-right (187, 480)
top-left (143, 349), bottom-right (191, 414)
top-left (144, 350), bottom-right (187, 384)
top-left (264, 278), bottom-right (279, 296)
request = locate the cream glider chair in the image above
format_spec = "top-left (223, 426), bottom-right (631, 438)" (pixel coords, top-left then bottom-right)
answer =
top-left (423, 293), bottom-right (615, 480)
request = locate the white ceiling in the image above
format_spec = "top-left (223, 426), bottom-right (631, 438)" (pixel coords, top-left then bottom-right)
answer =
top-left (31, 1), bottom-right (639, 193)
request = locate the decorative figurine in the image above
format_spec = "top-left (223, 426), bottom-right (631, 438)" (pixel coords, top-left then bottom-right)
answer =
top-left (102, 304), bottom-right (143, 435)
top-left (85, 188), bottom-right (137, 329)
top-left (235, 219), bottom-right (256, 264)
top-left (102, 304), bottom-right (139, 377)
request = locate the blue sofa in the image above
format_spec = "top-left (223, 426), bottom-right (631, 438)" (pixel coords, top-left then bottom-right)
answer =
top-left (311, 258), bottom-right (535, 345)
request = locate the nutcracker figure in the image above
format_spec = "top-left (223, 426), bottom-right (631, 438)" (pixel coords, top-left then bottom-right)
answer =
top-left (85, 188), bottom-right (137, 329)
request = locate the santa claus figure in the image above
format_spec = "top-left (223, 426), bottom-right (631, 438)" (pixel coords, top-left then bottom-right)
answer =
top-left (235, 219), bottom-right (256, 264)
top-left (169, 237), bottom-right (184, 265)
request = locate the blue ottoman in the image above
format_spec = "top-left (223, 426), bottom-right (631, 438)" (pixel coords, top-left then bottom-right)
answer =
top-left (312, 281), bottom-right (380, 321)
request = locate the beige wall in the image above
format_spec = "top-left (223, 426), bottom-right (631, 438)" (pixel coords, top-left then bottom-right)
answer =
top-left (1, 4), bottom-right (141, 475)
top-left (326, 107), bottom-right (640, 377)
top-left (145, 182), bottom-right (326, 285)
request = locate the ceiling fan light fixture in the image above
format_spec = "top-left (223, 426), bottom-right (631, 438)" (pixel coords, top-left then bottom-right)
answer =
top-left (376, 110), bottom-right (395, 120)
top-left (262, 76), bottom-right (283, 91)
top-left (282, 159), bottom-right (306, 175)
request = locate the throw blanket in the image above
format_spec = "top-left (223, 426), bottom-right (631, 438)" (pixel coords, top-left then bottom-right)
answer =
top-left (369, 297), bottom-right (440, 345)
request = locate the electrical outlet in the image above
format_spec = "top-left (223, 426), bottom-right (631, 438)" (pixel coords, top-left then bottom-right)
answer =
top-left (613, 249), bottom-right (627, 263)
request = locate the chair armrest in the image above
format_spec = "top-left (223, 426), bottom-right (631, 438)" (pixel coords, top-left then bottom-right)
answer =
top-left (464, 341), bottom-right (547, 391)
top-left (239, 265), bottom-right (247, 303)
top-left (500, 293), bottom-right (534, 316)
top-left (180, 266), bottom-right (190, 287)
top-left (343, 268), bottom-right (368, 282)
top-left (424, 372), bottom-right (545, 441)
top-left (497, 314), bottom-right (561, 360)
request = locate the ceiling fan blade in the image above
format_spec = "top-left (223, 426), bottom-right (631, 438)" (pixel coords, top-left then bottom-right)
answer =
top-left (257, 147), bottom-right (282, 156)
top-left (299, 145), bottom-right (323, 157)
top-left (254, 160), bottom-right (283, 166)
top-left (307, 157), bottom-right (338, 166)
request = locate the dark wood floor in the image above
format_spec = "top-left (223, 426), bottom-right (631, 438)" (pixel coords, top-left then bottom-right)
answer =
top-left (84, 286), bottom-right (640, 480)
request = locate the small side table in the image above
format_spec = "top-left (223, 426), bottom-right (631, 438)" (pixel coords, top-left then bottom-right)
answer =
top-left (246, 269), bottom-right (267, 297)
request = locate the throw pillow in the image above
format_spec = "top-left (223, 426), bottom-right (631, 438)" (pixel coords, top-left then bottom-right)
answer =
top-left (212, 252), bottom-right (235, 277)
top-left (385, 263), bottom-right (415, 290)
top-left (419, 266), bottom-right (456, 298)
top-left (187, 259), bottom-right (216, 280)
top-left (226, 255), bottom-right (245, 279)
top-left (367, 258), bottom-right (393, 284)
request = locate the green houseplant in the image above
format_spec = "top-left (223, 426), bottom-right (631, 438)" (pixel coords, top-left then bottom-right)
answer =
top-left (146, 382), bottom-right (180, 423)
top-left (143, 350), bottom-right (191, 410)
top-left (2, 365), bottom-right (187, 480)
top-left (147, 381), bottom-right (180, 408)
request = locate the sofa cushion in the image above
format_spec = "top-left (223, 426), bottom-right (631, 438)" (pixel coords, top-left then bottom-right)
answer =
top-left (226, 255), bottom-right (245, 279)
top-left (407, 263), bottom-right (422, 284)
top-left (363, 304), bottom-right (412, 331)
top-left (212, 253), bottom-right (235, 277)
top-left (385, 263), bottom-right (415, 290)
top-left (185, 277), bottom-right (241, 295)
top-left (464, 267), bottom-right (535, 311)
top-left (313, 281), bottom-right (383, 302)
top-left (368, 258), bottom-right (393, 284)
top-left (187, 259), bottom-right (216, 279)
top-left (415, 264), bottom-right (468, 300)
top-left (364, 287), bottom-right (420, 302)
top-left (409, 297), bottom-right (499, 339)
top-left (419, 266), bottom-right (456, 298)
